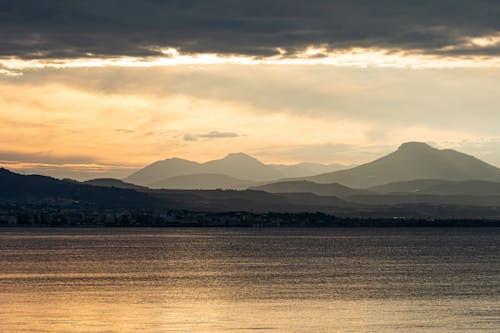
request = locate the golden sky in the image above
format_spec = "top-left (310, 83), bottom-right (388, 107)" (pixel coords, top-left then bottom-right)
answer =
top-left (1, 47), bottom-right (500, 179)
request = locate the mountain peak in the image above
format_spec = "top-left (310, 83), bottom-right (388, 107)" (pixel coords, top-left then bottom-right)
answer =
top-left (397, 142), bottom-right (436, 152)
top-left (162, 157), bottom-right (193, 163)
top-left (223, 152), bottom-right (258, 161)
top-left (309, 141), bottom-right (500, 187)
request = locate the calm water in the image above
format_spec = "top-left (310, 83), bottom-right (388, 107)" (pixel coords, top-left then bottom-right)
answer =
top-left (0, 228), bottom-right (498, 332)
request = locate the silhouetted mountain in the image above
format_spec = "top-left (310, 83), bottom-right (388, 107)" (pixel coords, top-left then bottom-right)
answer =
top-left (125, 158), bottom-right (201, 185)
top-left (125, 153), bottom-right (355, 187)
top-left (0, 168), bottom-right (162, 208)
top-left (0, 168), bottom-right (349, 212)
top-left (270, 162), bottom-right (353, 178)
top-left (370, 179), bottom-right (500, 196)
top-left (202, 153), bottom-right (283, 180)
top-left (126, 153), bottom-right (283, 185)
top-left (4, 168), bottom-right (500, 220)
top-left (151, 189), bottom-right (350, 213)
top-left (125, 152), bottom-right (354, 187)
top-left (83, 178), bottom-right (147, 190)
top-left (307, 142), bottom-right (500, 187)
top-left (148, 173), bottom-right (256, 190)
top-left (251, 180), bottom-right (370, 197)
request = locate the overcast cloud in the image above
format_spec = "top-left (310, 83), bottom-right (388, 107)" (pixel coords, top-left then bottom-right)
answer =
top-left (0, 1), bottom-right (499, 59)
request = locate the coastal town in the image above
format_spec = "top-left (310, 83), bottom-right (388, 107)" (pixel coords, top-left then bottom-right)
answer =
top-left (1, 202), bottom-right (498, 228)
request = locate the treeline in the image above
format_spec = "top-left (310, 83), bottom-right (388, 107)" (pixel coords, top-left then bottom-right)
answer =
top-left (1, 205), bottom-right (499, 227)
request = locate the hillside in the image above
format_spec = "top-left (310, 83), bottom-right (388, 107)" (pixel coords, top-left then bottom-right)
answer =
top-left (270, 163), bottom-right (352, 178)
top-left (307, 142), bottom-right (500, 187)
top-left (370, 179), bottom-right (500, 196)
top-left (125, 153), bottom-right (350, 187)
top-left (0, 168), bottom-right (162, 208)
top-left (125, 153), bottom-right (283, 185)
top-left (251, 180), bottom-right (370, 197)
top-left (148, 173), bottom-right (256, 190)
top-left (83, 178), bottom-right (147, 190)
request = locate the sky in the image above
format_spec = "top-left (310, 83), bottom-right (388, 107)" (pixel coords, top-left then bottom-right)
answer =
top-left (1, 1), bottom-right (500, 180)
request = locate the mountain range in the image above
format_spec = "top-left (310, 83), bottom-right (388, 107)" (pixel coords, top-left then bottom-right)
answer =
top-left (125, 152), bottom-right (350, 188)
top-left (3, 141), bottom-right (500, 220)
top-left (3, 166), bottom-right (500, 220)
top-left (125, 142), bottom-right (500, 190)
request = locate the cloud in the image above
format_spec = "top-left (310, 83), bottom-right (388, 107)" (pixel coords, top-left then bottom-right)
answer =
top-left (1, 63), bottom-right (499, 172)
top-left (0, 151), bottom-right (139, 180)
top-left (0, 1), bottom-right (499, 60)
top-left (114, 128), bottom-right (135, 134)
top-left (0, 150), bottom-right (96, 165)
top-left (183, 134), bottom-right (198, 141)
top-left (184, 131), bottom-right (241, 141)
top-left (10, 65), bottom-right (500, 135)
top-left (2, 163), bottom-right (138, 181)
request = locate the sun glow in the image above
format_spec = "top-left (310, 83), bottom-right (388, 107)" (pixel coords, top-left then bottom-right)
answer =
top-left (468, 34), bottom-right (500, 47)
top-left (1, 46), bottom-right (500, 76)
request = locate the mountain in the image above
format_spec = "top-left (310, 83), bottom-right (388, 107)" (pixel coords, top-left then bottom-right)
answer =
top-left (151, 189), bottom-right (350, 213)
top-left (125, 158), bottom-right (201, 186)
top-left (251, 180), bottom-right (370, 197)
top-left (0, 168), bottom-right (348, 212)
top-left (0, 168), bottom-right (162, 208)
top-left (370, 179), bottom-right (500, 196)
top-left (307, 142), bottom-right (500, 188)
top-left (251, 178), bottom-right (500, 207)
top-left (202, 153), bottom-right (283, 180)
top-left (148, 173), bottom-right (256, 190)
top-left (4, 168), bottom-right (500, 220)
top-left (83, 178), bottom-right (147, 190)
top-left (126, 153), bottom-right (283, 186)
top-left (270, 162), bottom-right (353, 178)
top-left (125, 152), bottom-right (355, 187)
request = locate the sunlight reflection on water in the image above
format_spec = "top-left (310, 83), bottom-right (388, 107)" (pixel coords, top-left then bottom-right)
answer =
top-left (0, 228), bottom-right (498, 332)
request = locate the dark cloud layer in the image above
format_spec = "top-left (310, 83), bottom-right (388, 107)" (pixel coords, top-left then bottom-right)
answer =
top-left (0, 1), bottom-right (498, 59)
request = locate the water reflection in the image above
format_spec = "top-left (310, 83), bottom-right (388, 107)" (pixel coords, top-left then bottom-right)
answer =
top-left (0, 228), bottom-right (499, 332)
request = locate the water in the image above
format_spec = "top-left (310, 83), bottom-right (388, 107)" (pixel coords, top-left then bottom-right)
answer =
top-left (0, 228), bottom-right (498, 332)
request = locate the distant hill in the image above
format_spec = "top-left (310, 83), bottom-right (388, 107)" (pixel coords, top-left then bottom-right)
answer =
top-left (251, 180), bottom-right (370, 197)
top-left (0, 168), bottom-right (162, 208)
top-left (202, 153), bottom-right (283, 181)
top-left (250, 178), bottom-right (500, 205)
top-left (124, 158), bottom-right (201, 185)
top-left (83, 178), bottom-right (147, 190)
top-left (125, 153), bottom-right (283, 185)
top-left (370, 179), bottom-right (500, 196)
top-left (270, 163), bottom-right (353, 178)
top-left (148, 173), bottom-right (256, 190)
top-left (125, 152), bottom-right (346, 186)
top-left (4, 168), bottom-right (500, 219)
top-left (0, 168), bottom-right (348, 212)
top-left (307, 142), bottom-right (500, 188)
top-left (150, 188), bottom-right (350, 213)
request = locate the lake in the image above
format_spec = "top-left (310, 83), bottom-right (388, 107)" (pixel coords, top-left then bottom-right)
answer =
top-left (0, 228), bottom-right (498, 332)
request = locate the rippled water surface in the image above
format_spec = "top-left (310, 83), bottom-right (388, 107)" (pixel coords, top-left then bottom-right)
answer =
top-left (0, 227), bottom-right (498, 332)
